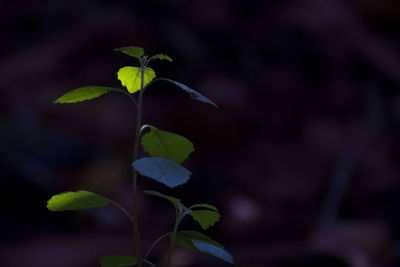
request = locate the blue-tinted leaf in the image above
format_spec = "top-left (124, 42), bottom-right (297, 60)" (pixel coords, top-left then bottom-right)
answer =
top-left (99, 255), bottom-right (137, 267)
top-left (115, 46), bottom-right (144, 59)
top-left (143, 190), bottom-right (180, 208)
top-left (174, 231), bottom-right (223, 250)
top-left (47, 190), bottom-right (109, 211)
top-left (192, 239), bottom-right (233, 264)
top-left (150, 54), bottom-right (173, 62)
top-left (141, 126), bottom-right (194, 163)
top-left (54, 86), bottom-right (120, 104)
top-left (163, 79), bottom-right (217, 107)
top-left (117, 67), bottom-right (156, 93)
top-left (133, 157), bottom-right (191, 188)
top-left (189, 210), bottom-right (220, 230)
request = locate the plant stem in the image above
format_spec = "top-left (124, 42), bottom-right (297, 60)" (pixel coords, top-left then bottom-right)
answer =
top-left (167, 214), bottom-right (181, 267)
top-left (131, 63), bottom-right (147, 267)
top-left (144, 232), bottom-right (171, 260)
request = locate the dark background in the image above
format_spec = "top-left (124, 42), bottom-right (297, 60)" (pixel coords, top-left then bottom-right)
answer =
top-left (1, 0), bottom-right (400, 266)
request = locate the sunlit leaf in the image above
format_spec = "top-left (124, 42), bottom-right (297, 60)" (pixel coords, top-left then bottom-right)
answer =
top-left (99, 255), bottom-right (137, 267)
top-left (193, 239), bottom-right (233, 264)
top-left (189, 210), bottom-right (220, 230)
top-left (115, 46), bottom-right (144, 60)
top-left (143, 190), bottom-right (180, 208)
top-left (117, 66), bottom-right (156, 93)
top-left (141, 126), bottom-right (194, 163)
top-left (190, 203), bottom-right (218, 212)
top-left (54, 86), bottom-right (120, 104)
top-left (163, 79), bottom-right (217, 107)
top-left (47, 190), bottom-right (109, 211)
top-left (150, 54), bottom-right (173, 62)
top-left (133, 157), bottom-right (191, 188)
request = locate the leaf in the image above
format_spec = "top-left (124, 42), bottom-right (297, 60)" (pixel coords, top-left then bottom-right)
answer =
top-left (189, 210), bottom-right (220, 230)
top-left (174, 230), bottom-right (223, 250)
top-left (54, 86), bottom-right (120, 104)
top-left (117, 66), bottom-right (156, 93)
top-left (133, 157), bottom-right (191, 188)
top-left (163, 79), bottom-right (217, 108)
top-left (141, 126), bottom-right (194, 163)
top-left (143, 190), bottom-right (180, 208)
top-left (115, 46), bottom-right (144, 60)
top-left (193, 239), bottom-right (234, 264)
top-left (150, 54), bottom-right (173, 62)
top-left (190, 203), bottom-right (219, 212)
top-left (99, 255), bottom-right (137, 267)
top-left (47, 190), bottom-right (109, 211)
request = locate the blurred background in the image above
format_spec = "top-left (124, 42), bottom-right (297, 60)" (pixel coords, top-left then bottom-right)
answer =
top-left (1, 0), bottom-right (400, 266)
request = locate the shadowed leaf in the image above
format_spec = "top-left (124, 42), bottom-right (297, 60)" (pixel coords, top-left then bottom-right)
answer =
top-left (150, 54), bottom-right (173, 62)
top-left (193, 240), bottom-right (233, 264)
top-left (163, 79), bottom-right (217, 107)
top-left (143, 190), bottom-right (180, 208)
top-left (115, 46), bottom-right (144, 59)
top-left (133, 157), bottom-right (191, 188)
top-left (189, 210), bottom-right (220, 230)
top-left (99, 255), bottom-right (137, 267)
top-left (190, 203), bottom-right (218, 212)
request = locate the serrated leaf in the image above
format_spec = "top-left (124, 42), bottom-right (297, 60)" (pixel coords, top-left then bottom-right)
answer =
top-left (54, 86), bottom-right (120, 104)
top-left (117, 66), bottom-right (156, 93)
top-left (143, 190), bottom-right (180, 208)
top-left (133, 157), bottom-right (191, 188)
top-left (47, 190), bottom-right (109, 211)
top-left (115, 46), bottom-right (144, 59)
top-left (189, 210), bottom-right (220, 230)
top-left (99, 255), bottom-right (137, 267)
top-left (193, 240), bottom-right (234, 264)
top-left (174, 230), bottom-right (223, 250)
top-left (163, 79), bottom-right (217, 107)
top-left (190, 203), bottom-right (219, 212)
top-left (150, 54), bottom-right (173, 62)
top-left (141, 126), bottom-right (194, 164)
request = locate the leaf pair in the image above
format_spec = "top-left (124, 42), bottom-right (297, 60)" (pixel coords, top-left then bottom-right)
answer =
top-left (115, 46), bottom-right (172, 63)
top-left (144, 190), bottom-right (232, 263)
top-left (99, 232), bottom-right (234, 267)
top-left (132, 126), bottom-right (194, 188)
top-left (144, 191), bottom-right (220, 230)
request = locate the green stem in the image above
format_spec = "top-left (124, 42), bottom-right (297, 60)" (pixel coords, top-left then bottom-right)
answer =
top-left (105, 197), bottom-right (132, 221)
top-left (131, 62), bottom-right (147, 267)
top-left (143, 259), bottom-right (157, 267)
top-left (167, 214), bottom-right (181, 267)
top-left (144, 232), bottom-right (171, 260)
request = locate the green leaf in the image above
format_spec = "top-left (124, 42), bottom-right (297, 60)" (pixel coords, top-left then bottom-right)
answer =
top-left (174, 231), bottom-right (224, 251)
top-left (54, 86), bottom-right (120, 104)
top-left (163, 79), bottom-right (217, 108)
top-left (133, 157), bottom-right (191, 188)
top-left (189, 210), bottom-right (220, 230)
top-left (190, 203), bottom-right (219, 212)
top-left (47, 190), bottom-right (110, 211)
top-left (192, 240), bottom-right (234, 264)
top-left (115, 46), bottom-right (144, 60)
top-left (141, 126), bottom-right (194, 163)
top-left (150, 54), bottom-right (173, 62)
top-left (143, 190), bottom-right (180, 208)
top-left (99, 255), bottom-right (137, 267)
top-left (117, 66), bottom-right (156, 93)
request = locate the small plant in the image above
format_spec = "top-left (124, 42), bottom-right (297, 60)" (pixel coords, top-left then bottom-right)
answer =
top-left (47, 46), bottom-right (233, 267)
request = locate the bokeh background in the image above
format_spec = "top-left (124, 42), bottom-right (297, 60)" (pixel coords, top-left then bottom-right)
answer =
top-left (1, 0), bottom-right (400, 266)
